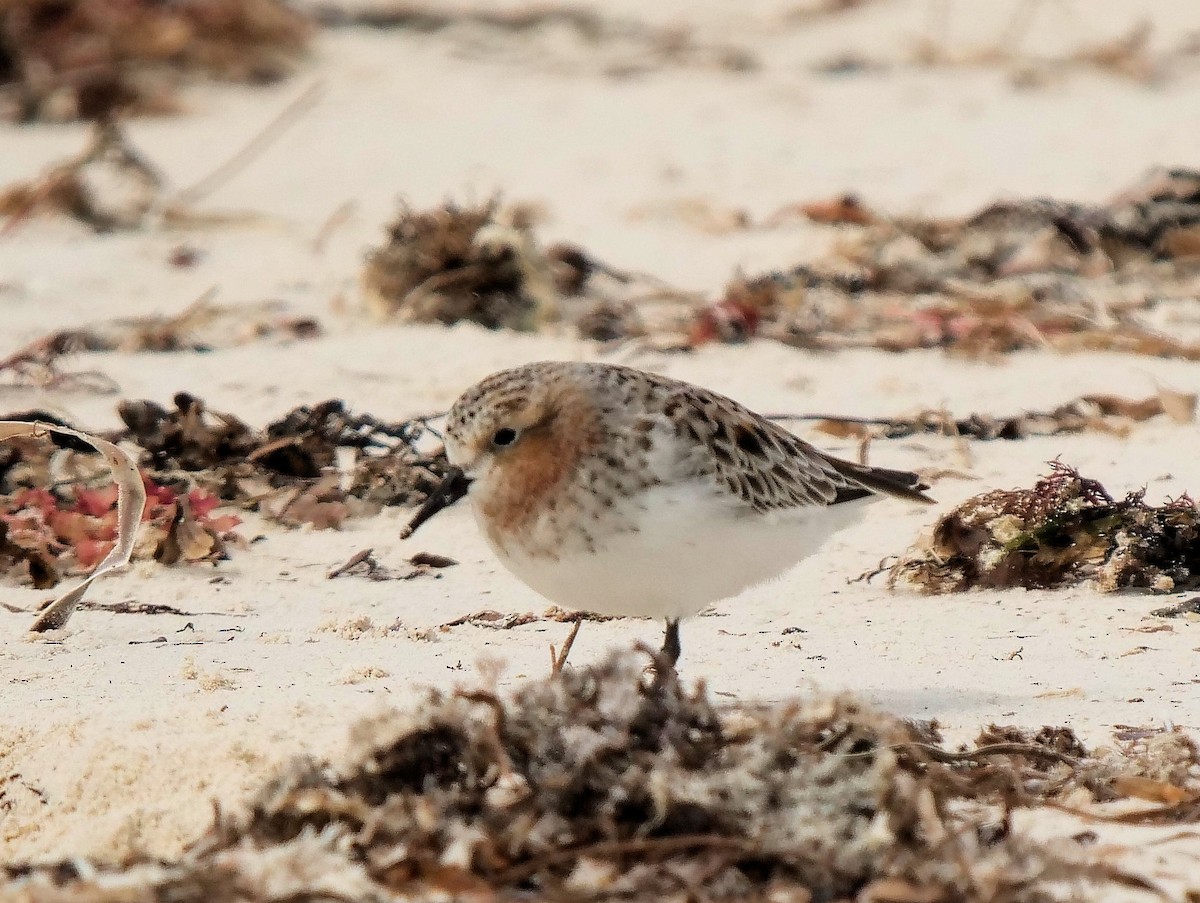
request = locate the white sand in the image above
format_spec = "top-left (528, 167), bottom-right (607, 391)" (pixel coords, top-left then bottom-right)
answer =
top-left (2, 0), bottom-right (1200, 892)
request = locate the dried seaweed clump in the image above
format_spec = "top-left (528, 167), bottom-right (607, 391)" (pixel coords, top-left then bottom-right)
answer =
top-left (687, 168), bottom-right (1200, 359)
top-left (973, 722), bottom-right (1200, 820)
top-left (0, 394), bottom-right (447, 585)
top-left (0, 0), bottom-right (312, 122)
top-left (362, 199), bottom-right (643, 337)
top-left (115, 392), bottom-right (451, 529)
top-left (1, 652), bottom-right (1129, 902)
top-left (894, 462), bottom-right (1200, 593)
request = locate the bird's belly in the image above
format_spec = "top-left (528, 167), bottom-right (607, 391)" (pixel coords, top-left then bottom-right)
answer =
top-left (484, 483), bottom-right (874, 620)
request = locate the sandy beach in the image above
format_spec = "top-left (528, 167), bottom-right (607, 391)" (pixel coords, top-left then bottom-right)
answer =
top-left (3, 1), bottom-right (1200, 897)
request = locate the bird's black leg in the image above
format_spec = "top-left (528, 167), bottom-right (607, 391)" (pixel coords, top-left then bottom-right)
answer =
top-left (660, 618), bottom-right (682, 668)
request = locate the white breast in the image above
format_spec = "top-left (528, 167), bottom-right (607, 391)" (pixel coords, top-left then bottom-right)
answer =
top-left (479, 481), bottom-right (876, 621)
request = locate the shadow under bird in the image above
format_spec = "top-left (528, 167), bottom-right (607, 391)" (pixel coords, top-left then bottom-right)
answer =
top-left (403, 361), bottom-right (935, 666)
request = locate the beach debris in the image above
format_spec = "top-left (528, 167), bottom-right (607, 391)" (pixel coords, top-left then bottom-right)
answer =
top-left (97, 298), bottom-right (321, 352)
top-left (0, 395), bottom-right (448, 601)
top-left (409, 551), bottom-right (458, 568)
top-left (785, 192), bottom-right (879, 226)
top-left (2, 90), bottom-right (319, 234)
top-left (113, 393), bottom-right (451, 527)
top-left (970, 722), bottom-right (1200, 810)
top-left (76, 599), bottom-right (237, 617)
top-left (1150, 597), bottom-right (1200, 619)
top-left (0, 0), bottom-right (313, 123)
top-left (309, 3), bottom-right (757, 78)
top-left (0, 425), bottom-right (236, 586)
top-left (437, 608), bottom-right (543, 630)
top-left (144, 478), bottom-right (241, 566)
top-left (362, 198), bottom-right (555, 330)
top-left (885, 3), bottom-right (1193, 88)
top-left (893, 462), bottom-right (1200, 594)
top-left (436, 605), bottom-right (612, 633)
top-left (361, 201), bottom-right (675, 341)
top-left (0, 419), bottom-right (146, 632)
top-left (326, 547), bottom-right (458, 581)
top-left (0, 298), bottom-right (319, 389)
top-left (3, 650), bottom-right (1184, 900)
top-left (357, 169), bottom-right (1200, 361)
top-left (0, 307), bottom-right (295, 396)
top-left (362, 198), bottom-right (643, 337)
top-left (0, 331), bottom-right (122, 394)
top-left (436, 602), bottom-right (614, 629)
top-left (0, 122), bottom-right (162, 232)
top-left (793, 386), bottom-right (1197, 443)
top-left (684, 168), bottom-right (1200, 358)
top-left (326, 546), bottom-right (377, 579)
top-left (630, 192), bottom-right (878, 234)
top-left (627, 196), bottom-right (755, 234)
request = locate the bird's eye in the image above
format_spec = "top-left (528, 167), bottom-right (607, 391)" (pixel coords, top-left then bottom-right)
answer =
top-left (492, 427), bottom-right (518, 447)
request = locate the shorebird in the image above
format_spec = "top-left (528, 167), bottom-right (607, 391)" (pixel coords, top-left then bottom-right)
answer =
top-left (403, 361), bottom-right (934, 667)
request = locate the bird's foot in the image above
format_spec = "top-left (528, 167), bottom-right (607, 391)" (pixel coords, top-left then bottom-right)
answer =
top-left (549, 616), bottom-right (583, 676)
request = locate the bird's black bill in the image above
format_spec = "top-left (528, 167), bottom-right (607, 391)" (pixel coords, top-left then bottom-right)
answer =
top-left (400, 466), bottom-right (472, 539)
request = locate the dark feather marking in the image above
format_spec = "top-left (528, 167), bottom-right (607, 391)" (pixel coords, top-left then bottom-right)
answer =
top-left (831, 485), bottom-right (874, 505)
top-left (735, 427), bottom-right (765, 456)
top-left (745, 472), bottom-right (766, 497)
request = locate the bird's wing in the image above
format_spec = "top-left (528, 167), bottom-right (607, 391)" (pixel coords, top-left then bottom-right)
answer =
top-left (638, 377), bottom-right (932, 513)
